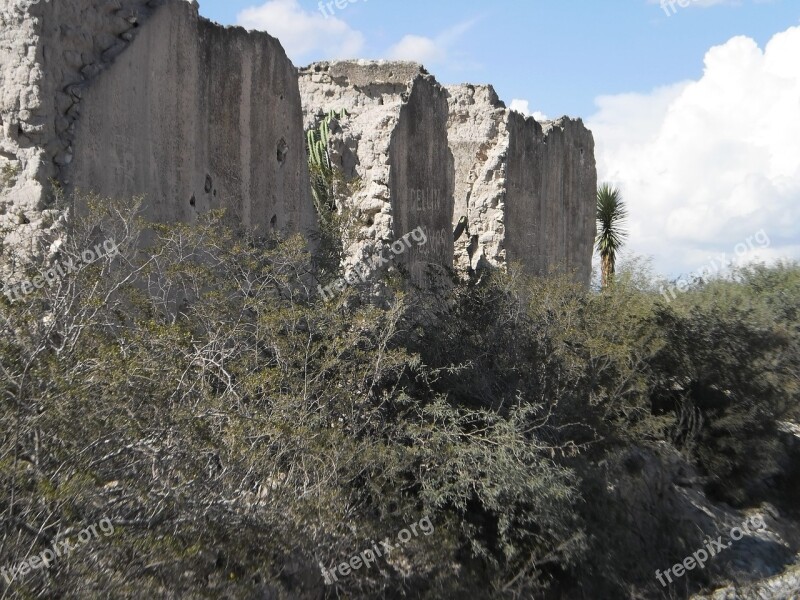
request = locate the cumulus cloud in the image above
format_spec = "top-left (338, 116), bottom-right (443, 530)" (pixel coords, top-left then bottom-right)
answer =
top-left (387, 35), bottom-right (444, 64)
top-left (386, 19), bottom-right (478, 66)
top-left (588, 25), bottom-right (800, 277)
top-left (237, 0), bottom-right (364, 63)
top-left (509, 99), bottom-right (549, 122)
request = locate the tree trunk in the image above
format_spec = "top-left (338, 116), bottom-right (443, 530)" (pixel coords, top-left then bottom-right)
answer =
top-left (601, 254), bottom-right (615, 289)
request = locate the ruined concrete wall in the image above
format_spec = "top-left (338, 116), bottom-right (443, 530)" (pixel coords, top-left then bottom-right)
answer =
top-left (446, 85), bottom-right (509, 273)
top-left (447, 84), bottom-right (596, 285)
top-left (0, 0), bottom-right (166, 259)
top-left (299, 61), bottom-right (454, 285)
top-left (1, 1), bottom-right (593, 285)
top-left (71, 1), bottom-right (313, 235)
top-left (300, 68), bottom-right (594, 287)
top-left (506, 115), bottom-right (596, 285)
top-left (388, 72), bottom-right (453, 284)
top-left (0, 0), bottom-right (313, 266)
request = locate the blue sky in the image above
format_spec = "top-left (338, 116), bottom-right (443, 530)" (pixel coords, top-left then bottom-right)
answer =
top-left (200, 0), bottom-right (798, 117)
top-left (198, 0), bottom-right (800, 278)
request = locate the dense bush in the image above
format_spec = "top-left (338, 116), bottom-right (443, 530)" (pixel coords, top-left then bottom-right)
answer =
top-left (0, 201), bottom-right (797, 599)
top-left (648, 268), bottom-right (799, 505)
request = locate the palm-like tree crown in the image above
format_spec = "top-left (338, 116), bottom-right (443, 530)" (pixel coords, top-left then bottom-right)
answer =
top-left (595, 184), bottom-right (628, 288)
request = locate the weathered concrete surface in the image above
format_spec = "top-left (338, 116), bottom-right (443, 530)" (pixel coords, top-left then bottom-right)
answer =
top-left (507, 115), bottom-right (596, 285)
top-left (299, 69), bottom-right (595, 287)
top-left (0, 0), bottom-right (314, 267)
top-left (446, 85), bottom-right (508, 274)
top-left (299, 61), bottom-right (454, 286)
top-left (71, 1), bottom-right (314, 235)
top-left (447, 84), bottom-right (596, 285)
top-left (0, 0), bottom-right (166, 260)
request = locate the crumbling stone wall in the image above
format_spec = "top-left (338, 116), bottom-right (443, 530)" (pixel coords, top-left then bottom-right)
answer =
top-left (388, 70), bottom-right (454, 284)
top-left (506, 115), bottom-right (596, 285)
top-left (1, 0), bottom-right (165, 258)
top-left (1, 0), bottom-right (595, 286)
top-left (71, 1), bottom-right (313, 235)
top-left (446, 85), bottom-right (508, 274)
top-left (299, 61), bottom-right (454, 285)
top-left (300, 69), bottom-right (596, 287)
top-left (447, 84), bottom-right (596, 285)
top-left (0, 0), bottom-right (314, 265)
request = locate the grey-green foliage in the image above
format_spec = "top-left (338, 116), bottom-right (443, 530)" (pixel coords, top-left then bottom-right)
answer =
top-left (0, 197), bottom-right (587, 599)
top-left (1, 196), bottom-right (798, 599)
top-left (0, 162), bottom-right (19, 189)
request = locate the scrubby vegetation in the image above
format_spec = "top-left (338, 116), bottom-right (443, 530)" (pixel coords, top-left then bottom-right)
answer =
top-left (0, 200), bottom-right (798, 598)
top-left (0, 162), bottom-right (19, 190)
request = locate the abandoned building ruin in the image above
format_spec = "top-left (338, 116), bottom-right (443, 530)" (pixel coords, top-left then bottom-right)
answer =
top-left (0, 0), bottom-right (596, 286)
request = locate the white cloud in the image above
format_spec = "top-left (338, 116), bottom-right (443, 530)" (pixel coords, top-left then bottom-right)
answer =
top-left (387, 35), bottom-right (445, 64)
top-left (386, 19), bottom-right (478, 66)
top-left (237, 0), bottom-right (364, 63)
top-left (588, 25), bottom-right (800, 277)
top-left (509, 99), bottom-right (548, 122)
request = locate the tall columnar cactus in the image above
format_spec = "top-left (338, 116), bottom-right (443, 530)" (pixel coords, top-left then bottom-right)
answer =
top-left (306, 109), bottom-right (349, 218)
top-left (320, 119), bottom-right (329, 147)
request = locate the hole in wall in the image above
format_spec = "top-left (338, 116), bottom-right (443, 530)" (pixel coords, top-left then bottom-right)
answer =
top-left (205, 174), bottom-right (213, 193)
top-left (189, 194), bottom-right (196, 207)
top-left (276, 139), bottom-right (288, 164)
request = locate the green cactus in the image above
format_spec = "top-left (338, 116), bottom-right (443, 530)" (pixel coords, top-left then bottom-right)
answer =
top-left (320, 120), bottom-right (329, 146)
top-left (305, 108), bottom-right (350, 219)
top-left (327, 108), bottom-right (348, 121)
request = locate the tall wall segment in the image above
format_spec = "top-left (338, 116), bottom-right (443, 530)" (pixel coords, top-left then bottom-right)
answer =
top-left (299, 61), bottom-right (454, 286)
top-left (0, 0), bottom-right (314, 264)
top-left (300, 66), bottom-right (597, 286)
top-left (446, 84), bottom-right (596, 285)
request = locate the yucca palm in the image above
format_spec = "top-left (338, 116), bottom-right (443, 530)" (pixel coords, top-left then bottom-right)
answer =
top-left (595, 184), bottom-right (628, 289)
